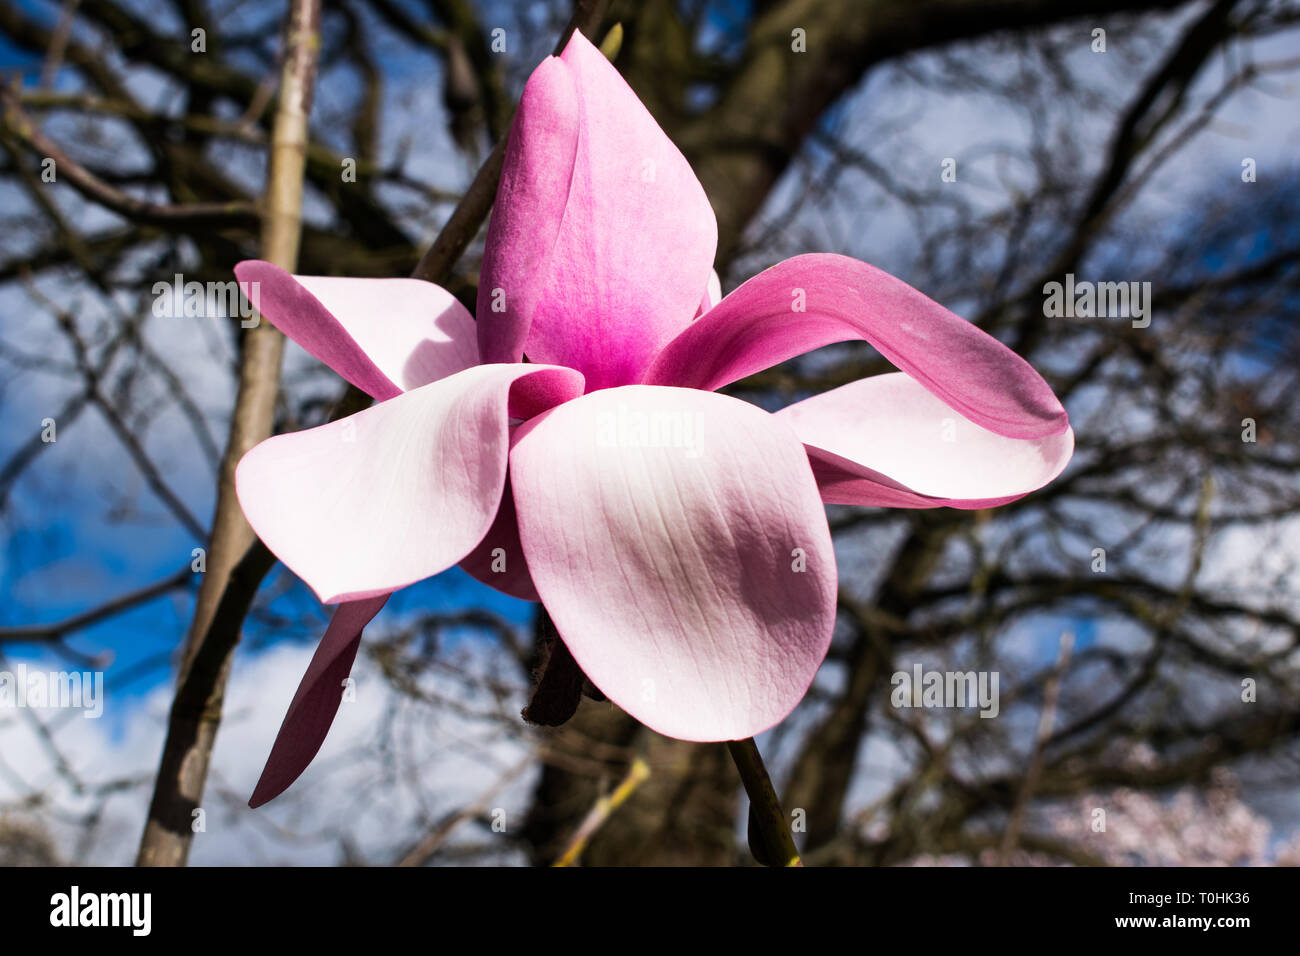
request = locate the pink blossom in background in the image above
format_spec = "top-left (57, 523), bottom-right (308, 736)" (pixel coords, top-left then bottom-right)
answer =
top-left (232, 29), bottom-right (1073, 807)
top-left (903, 770), bottom-right (1296, 867)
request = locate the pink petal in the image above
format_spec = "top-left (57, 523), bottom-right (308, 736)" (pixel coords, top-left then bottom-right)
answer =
top-left (510, 385), bottom-right (837, 741)
top-left (478, 30), bottom-right (718, 390)
top-left (235, 363), bottom-right (583, 604)
top-left (235, 260), bottom-right (479, 400)
top-left (249, 595), bottom-right (388, 808)
top-left (694, 269), bottom-right (722, 319)
top-left (457, 473), bottom-right (540, 601)
top-left (778, 373), bottom-right (1074, 508)
top-left (474, 54), bottom-right (577, 366)
top-left (644, 254), bottom-right (1069, 441)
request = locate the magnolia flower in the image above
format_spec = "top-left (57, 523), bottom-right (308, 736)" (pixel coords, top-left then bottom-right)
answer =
top-left (235, 30), bottom-right (1073, 807)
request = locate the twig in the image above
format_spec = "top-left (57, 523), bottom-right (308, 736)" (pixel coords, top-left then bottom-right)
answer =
top-left (999, 630), bottom-right (1075, 863)
top-left (0, 390), bottom-right (90, 508)
top-left (0, 83), bottom-right (259, 226)
top-left (552, 757), bottom-right (650, 866)
top-left (39, 0), bottom-right (80, 90)
top-left (395, 757), bottom-right (532, 866)
top-left (0, 566), bottom-right (192, 645)
top-left (409, 0), bottom-right (608, 285)
top-left (27, 280), bottom-right (209, 539)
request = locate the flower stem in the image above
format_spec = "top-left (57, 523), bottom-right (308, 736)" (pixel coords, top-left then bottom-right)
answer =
top-left (727, 738), bottom-right (803, 867)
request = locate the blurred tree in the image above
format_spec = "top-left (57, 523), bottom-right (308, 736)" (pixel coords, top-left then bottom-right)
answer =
top-left (0, 0), bottom-right (1296, 865)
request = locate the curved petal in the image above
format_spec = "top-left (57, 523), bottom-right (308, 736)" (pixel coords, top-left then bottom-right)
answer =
top-left (644, 254), bottom-right (1069, 441)
top-left (694, 269), bottom-right (722, 319)
top-left (235, 363), bottom-right (584, 604)
top-left (478, 30), bottom-right (718, 390)
top-left (475, 54), bottom-right (577, 365)
top-left (510, 385), bottom-right (837, 741)
top-left (778, 373), bottom-right (1075, 509)
top-left (249, 595), bottom-right (388, 808)
top-left (457, 473), bottom-right (540, 601)
top-left (235, 260), bottom-right (479, 400)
